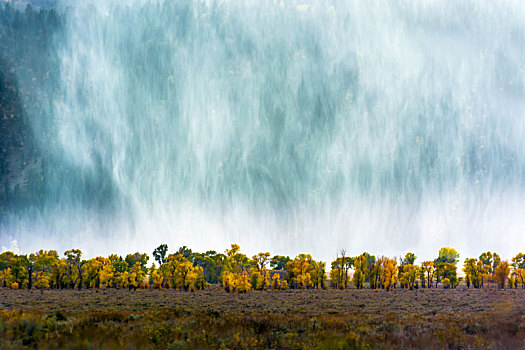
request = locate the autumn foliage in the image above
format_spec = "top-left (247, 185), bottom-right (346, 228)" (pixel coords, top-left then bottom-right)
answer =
top-left (0, 245), bottom-right (523, 293)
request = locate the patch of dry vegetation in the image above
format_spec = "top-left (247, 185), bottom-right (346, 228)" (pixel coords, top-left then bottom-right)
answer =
top-left (1, 287), bottom-right (525, 349)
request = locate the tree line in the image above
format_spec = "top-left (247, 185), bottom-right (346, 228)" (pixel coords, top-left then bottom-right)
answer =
top-left (1, 245), bottom-right (524, 292)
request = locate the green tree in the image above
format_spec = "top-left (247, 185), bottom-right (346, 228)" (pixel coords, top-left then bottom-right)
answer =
top-left (9, 255), bottom-right (29, 288)
top-left (330, 250), bottom-right (354, 289)
top-left (34, 250), bottom-right (58, 290)
top-left (252, 252), bottom-right (271, 271)
top-left (511, 253), bottom-right (525, 270)
top-left (0, 251), bottom-right (16, 287)
top-left (435, 247), bottom-right (459, 264)
top-left (402, 252), bottom-right (417, 266)
top-left (491, 253), bottom-right (501, 278)
top-left (421, 261), bottom-right (434, 288)
top-left (153, 244), bottom-right (168, 266)
top-left (362, 252), bottom-right (375, 282)
top-left (434, 248), bottom-right (459, 288)
top-left (270, 255), bottom-right (291, 270)
top-left (177, 246), bottom-right (194, 262)
top-left (435, 262), bottom-right (457, 288)
top-left (64, 249), bottom-right (86, 290)
top-left (25, 254), bottom-right (36, 290)
top-left (125, 252), bottom-right (149, 272)
top-left (250, 271), bottom-right (263, 290)
top-left (352, 254), bottom-right (369, 289)
top-left (370, 257), bottom-right (385, 289)
top-left (400, 264), bottom-right (418, 290)
top-left (193, 253), bottom-right (219, 283)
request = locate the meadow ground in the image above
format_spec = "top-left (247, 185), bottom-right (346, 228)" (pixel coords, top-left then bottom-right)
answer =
top-left (1, 286), bottom-right (525, 349)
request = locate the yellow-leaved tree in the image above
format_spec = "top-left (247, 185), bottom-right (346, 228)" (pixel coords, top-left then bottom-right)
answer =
top-left (164, 253), bottom-right (204, 291)
top-left (236, 271), bottom-right (252, 293)
top-left (399, 264), bottom-right (418, 290)
top-left (352, 254), bottom-right (369, 289)
top-left (34, 250), bottom-right (58, 290)
top-left (381, 258), bottom-right (397, 291)
top-left (252, 252), bottom-right (271, 290)
top-left (149, 265), bottom-right (163, 289)
top-left (99, 261), bottom-right (115, 288)
top-left (271, 273), bottom-right (281, 290)
top-left (494, 261), bottom-right (510, 289)
top-left (0, 251), bottom-right (16, 288)
top-left (286, 254), bottom-right (325, 289)
top-left (128, 262), bottom-right (145, 291)
top-left (330, 249), bottom-right (353, 289)
top-left (84, 257), bottom-right (105, 289)
top-left (220, 244), bottom-right (252, 293)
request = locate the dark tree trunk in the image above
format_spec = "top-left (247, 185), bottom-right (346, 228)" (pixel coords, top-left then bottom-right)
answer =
top-left (77, 267), bottom-right (83, 290)
top-left (28, 266), bottom-right (33, 289)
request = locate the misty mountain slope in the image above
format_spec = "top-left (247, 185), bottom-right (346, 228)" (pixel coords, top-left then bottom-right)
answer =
top-left (1, 1), bottom-right (525, 260)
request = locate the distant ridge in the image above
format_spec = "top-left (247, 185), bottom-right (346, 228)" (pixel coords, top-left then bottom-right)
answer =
top-left (1, 0), bottom-right (57, 9)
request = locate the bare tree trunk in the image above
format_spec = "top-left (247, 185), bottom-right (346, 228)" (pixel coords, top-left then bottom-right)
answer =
top-left (340, 249), bottom-right (346, 289)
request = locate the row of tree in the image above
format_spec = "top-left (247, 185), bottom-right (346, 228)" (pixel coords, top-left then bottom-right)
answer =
top-left (329, 248), bottom-right (525, 290)
top-left (0, 245), bottom-right (524, 292)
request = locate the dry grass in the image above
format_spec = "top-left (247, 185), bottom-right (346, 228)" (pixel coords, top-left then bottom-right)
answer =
top-left (1, 287), bottom-right (525, 349)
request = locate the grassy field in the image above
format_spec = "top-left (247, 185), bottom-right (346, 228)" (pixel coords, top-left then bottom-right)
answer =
top-left (1, 287), bottom-right (525, 349)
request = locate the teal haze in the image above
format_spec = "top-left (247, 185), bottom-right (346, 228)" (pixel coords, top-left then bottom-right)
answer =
top-left (2, 0), bottom-right (525, 260)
